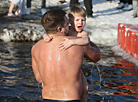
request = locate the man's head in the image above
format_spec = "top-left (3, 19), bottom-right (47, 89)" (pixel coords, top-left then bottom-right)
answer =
top-left (41, 9), bottom-right (69, 35)
top-left (68, 5), bottom-right (86, 33)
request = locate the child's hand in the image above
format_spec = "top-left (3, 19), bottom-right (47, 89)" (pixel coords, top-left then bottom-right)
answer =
top-left (43, 34), bottom-right (53, 42)
top-left (59, 38), bottom-right (73, 51)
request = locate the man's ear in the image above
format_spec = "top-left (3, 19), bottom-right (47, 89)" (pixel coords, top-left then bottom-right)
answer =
top-left (57, 27), bottom-right (62, 33)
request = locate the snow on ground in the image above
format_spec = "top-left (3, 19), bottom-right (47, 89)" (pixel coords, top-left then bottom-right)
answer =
top-left (85, 0), bottom-right (138, 46)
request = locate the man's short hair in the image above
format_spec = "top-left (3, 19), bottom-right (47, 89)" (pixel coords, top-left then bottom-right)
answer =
top-left (68, 5), bottom-right (86, 18)
top-left (41, 9), bottom-right (66, 34)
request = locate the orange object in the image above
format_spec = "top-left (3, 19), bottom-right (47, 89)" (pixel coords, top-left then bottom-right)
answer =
top-left (117, 23), bottom-right (133, 45)
top-left (117, 24), bottom-right (129, 44)
top-left (118, 24), bottom-right (138, 49)
top-left (117, 23), bottom-right (123, 44)
top-left (120, 26), bottom-right (131, 49)
top-left (117, 23), bottom-right (138, 60)
top-left (126, 29), bottom-right (138, 54)
top-left (131, 34), bottom-right (138, 60)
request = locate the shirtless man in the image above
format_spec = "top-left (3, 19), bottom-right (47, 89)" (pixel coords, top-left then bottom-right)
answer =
top-left (31, 9), bottom-right (101, 102)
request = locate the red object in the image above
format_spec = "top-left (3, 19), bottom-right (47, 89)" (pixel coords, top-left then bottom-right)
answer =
top-left (120, 26), bottom-right (131, 49)
top-left (117, 24), bottom-right (133, 45)
top-left (126, 29), bottom-right (138, 54)
top-left (117, 23), bottom-right (138, 60)
top-left (117, 23), bottom-right (123, 44)
top-left (131, 34), bottom-right (138, 60)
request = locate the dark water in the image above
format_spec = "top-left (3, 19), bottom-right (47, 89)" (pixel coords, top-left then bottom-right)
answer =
top-left (0, 42), bottom-right (138, 102)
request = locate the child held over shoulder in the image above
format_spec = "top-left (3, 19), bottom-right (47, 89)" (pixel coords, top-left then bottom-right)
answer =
top-left (43, 5), bottom-right (90, 50)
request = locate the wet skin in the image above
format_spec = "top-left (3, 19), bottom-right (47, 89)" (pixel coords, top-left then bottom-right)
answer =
top-left (31, 36), bottom-right (100, 100)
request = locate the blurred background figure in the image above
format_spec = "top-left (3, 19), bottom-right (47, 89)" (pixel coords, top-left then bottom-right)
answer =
top-left (26, 0), bottom-right (46, 15)
top-left (57, 0), bottom-right (66, 5)
top-left (132, 0), bottom-right (138, 17)
top-left (116, 0), bottom-right (133, 11)
top-left (70, 0), bottom-right (93, 18)
top-left (7, 0), bottom-right (26, 17)
top-left (106, 0), bottom-right (114, 2)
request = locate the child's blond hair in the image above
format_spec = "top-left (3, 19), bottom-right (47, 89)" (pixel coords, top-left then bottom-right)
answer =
top-left (68, 5), bottom-right (86, 18)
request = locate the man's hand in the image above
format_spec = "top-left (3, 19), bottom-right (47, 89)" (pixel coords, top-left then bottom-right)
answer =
top-left (59, 38), bottom-right (73, 51)
top-left (43, 34), bottom-right (53, 42)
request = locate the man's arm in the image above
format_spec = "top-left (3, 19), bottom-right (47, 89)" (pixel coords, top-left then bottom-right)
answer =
top-left (31, 46), bottom-right (42, 83)
top-left (84, 41), bottom-right (101, 63)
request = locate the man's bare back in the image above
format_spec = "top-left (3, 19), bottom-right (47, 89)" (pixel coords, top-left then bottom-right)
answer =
top-left (32, 36), bottom-right (87, 100)
top-left (32, 9), bottom-right (100, 102)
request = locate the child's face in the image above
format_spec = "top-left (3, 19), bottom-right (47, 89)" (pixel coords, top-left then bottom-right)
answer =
top-left (70, 14), bottom-right (86, 33)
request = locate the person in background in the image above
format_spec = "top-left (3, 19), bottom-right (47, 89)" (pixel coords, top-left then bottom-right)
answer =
top-left (31, 9), bottom-right (101, 102)
top-left (106, 0), bottom-right (114, 2)
top-left (57, 0), bottom-right (66, 5)
top-left (7, 0), bottom-right (26, 17)
top-left (26, 0), bottom-right (47, 15)
top-left (116, 0), bottom-right (133, 11)
top-left (132, 0), bottom-right (138, 17)
top-left (70, 0), bottom-right (93, 18)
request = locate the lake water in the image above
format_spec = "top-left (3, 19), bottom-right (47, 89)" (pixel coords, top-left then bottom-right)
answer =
top-left (0, 42), bottom-right (138, 102)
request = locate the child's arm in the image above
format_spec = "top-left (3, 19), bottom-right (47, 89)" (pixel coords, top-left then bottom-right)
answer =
top-left (43, 34), bottom-right (53, 42)
top-left (59, 31), bottom-right (90, 51)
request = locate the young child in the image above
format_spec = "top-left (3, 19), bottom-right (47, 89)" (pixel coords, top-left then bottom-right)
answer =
top-left (43, 5), bottom-right (90, 102)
